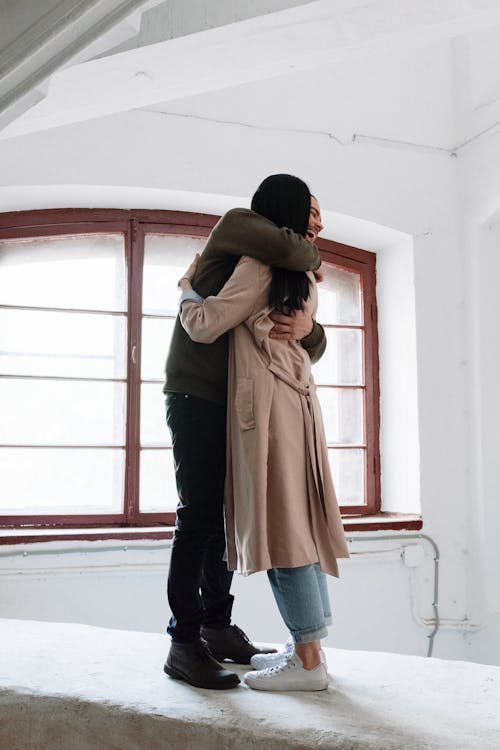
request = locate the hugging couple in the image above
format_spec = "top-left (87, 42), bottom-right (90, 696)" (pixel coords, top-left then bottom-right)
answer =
top-left (162, 174), bottom-right (349, 692)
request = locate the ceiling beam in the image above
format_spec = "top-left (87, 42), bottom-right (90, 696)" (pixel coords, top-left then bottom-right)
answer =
top-left (0, 0), bottom-right (162, 131)
top-left (3, 0), bottom-right (500, 139)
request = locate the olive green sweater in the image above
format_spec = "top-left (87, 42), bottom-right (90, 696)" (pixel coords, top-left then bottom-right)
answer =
top-left (163, 208), bottom-right (327, 405)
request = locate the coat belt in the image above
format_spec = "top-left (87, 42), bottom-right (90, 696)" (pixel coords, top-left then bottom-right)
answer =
top-left (267, 363), bottom-right (327, 520)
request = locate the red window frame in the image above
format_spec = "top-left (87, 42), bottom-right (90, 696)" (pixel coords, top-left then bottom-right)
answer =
top-left (316, 237), bottom-right (381, 518)
top-left (0, 208), bottom-right (421, 542)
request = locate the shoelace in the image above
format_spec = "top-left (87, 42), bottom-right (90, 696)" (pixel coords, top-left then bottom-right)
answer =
top-left (265, 654), bottom-right (297, 676)
top-left (195, 641), bottom-right (215, 663)
top-left (269, 640), bottom-right (293, 658)
top-left (262, 652), bottom-right (324, 676)
top-left (230, 625), bottom-right (251, 644)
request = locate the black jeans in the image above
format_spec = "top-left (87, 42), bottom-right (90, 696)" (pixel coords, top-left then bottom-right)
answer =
top-left (165, 392), bottom-right (234, 642)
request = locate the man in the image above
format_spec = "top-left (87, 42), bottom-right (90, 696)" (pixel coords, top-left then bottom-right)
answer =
top-left (163, 178), bottom-right (325, 689)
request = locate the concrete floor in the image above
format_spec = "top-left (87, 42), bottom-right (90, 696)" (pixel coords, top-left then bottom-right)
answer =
top-left (0, 618), bottom-right (499, 750)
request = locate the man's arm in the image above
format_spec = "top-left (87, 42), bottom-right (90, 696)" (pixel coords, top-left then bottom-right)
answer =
top-left (209, 208), bottom-right (321, 272)
top-left (300, 321), bottom-right (327, 364)
top-left (187, 207), bottom-right (325, 358)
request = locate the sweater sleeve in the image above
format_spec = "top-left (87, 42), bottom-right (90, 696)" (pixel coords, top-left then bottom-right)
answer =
top-left (301, 320), bottom-right (327, 364)
top-left (180, 256), bottom-right (267, 344)
top-left (211, 208), bottom-right (321, 272)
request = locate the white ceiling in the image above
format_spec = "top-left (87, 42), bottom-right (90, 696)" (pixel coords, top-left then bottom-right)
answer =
top-left (2, 0), bottom-right (500, 155)
top-left (0, 0), bottom-right (314, 131)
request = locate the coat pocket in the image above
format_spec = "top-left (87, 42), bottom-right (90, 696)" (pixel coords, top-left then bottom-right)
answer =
top-left (234, 378), bottom-right (256, 430)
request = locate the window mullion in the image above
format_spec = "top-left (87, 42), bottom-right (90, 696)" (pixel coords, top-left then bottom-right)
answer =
top-left (360, 262), bottom-right (380, 515)
top-left (124, 218), bottom-right (143, 523)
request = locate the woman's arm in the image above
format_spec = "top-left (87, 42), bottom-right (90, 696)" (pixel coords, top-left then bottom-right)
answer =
top-left (179, 256), bottom-right (268, 344)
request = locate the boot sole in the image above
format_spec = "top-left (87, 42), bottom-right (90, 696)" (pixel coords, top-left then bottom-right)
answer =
top-left (208, 652), bottom-right (250, 665)
top-left (163, 663), bottom-right (240, 690)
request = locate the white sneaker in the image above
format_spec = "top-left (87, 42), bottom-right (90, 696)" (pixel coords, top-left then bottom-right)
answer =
top-left (250, 638), bottom-right (294, 670)
top-left (244, 652), bottom-right (328, 692)
top-left (250, 640), bottom-right (328, 671)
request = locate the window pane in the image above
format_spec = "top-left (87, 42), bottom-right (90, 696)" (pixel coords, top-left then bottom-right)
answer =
top-left (328, 448), bottom-right (365, 506)
top-left (141, 383), bottom-right (170, 446)
top-left (143, 235), bottom-right (207, 315)
top-left (141, 317), bottom-right (175, 381)
top-left (316, 265), bottom-right (361, 325)
top-left (316, 387), bottom-right (364, 445)
top-left (312, 328), bottom-right (363, 385)
top-left (0, 309), bottom-right (126, 378)
top-left (0, 448), bottom-right (124, 514)
top-left (0, 234), bottom-right (126, 311)
top-left (0, 378), bottom-right (125, 445)
top-left (140, 448), bottom-right (178, 512)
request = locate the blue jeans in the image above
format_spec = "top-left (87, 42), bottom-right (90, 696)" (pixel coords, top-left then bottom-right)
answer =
top-left (267, 562), bottom-right (332, 643)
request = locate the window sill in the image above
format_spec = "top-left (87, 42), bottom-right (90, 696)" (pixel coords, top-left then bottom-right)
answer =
top-left (0, 514), bottom-right (422, 545)
top-left (0, 526), bottom-right (175, 545)
top-left (342, 513), bottom-right (422, 532)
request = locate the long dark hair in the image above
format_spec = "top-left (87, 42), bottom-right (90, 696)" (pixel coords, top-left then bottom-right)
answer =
top-left (251, 174), bottom-right (311, 311)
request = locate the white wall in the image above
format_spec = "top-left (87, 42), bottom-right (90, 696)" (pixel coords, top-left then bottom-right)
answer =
top-left (1, 20), bottom-right (499, 666)
top-left (0, 536), bottom-right (447, 659)
top-left (453, 132), bottom-right (500, 666)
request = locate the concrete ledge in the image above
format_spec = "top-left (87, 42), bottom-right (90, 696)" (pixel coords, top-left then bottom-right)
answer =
top-left (0, 619), bottom-right (499, 749)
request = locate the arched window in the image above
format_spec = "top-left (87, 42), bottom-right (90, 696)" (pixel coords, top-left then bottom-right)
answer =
top-left (0, 208), bottom-right (390, 543)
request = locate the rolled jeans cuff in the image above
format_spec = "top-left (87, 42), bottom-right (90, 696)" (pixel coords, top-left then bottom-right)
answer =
top-left (292, 624), bottom-right (329, 643)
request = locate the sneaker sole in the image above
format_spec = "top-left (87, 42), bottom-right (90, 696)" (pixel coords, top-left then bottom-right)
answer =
top-left (163, 663), bottom-right (240, 690)
top-left (246, 680), bottom-right (328, 692)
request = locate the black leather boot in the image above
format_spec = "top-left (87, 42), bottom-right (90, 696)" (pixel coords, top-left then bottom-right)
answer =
top-left (200, 624), bottom-right (277, 664)
top-left (163, 638), bottom-right (240, 689)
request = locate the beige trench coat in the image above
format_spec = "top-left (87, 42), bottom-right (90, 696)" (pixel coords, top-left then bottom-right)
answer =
top-left (181, 256), bottom-right (349, 577)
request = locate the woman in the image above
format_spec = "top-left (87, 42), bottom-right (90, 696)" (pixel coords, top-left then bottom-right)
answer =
top-left (178, 174), bottom-right (349, 691)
